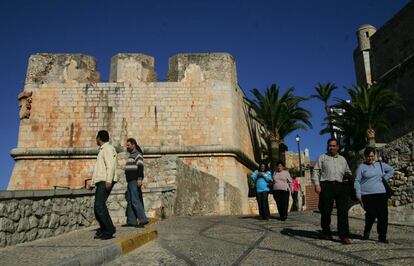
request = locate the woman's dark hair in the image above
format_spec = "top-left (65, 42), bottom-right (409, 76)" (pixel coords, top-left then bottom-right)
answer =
top-left (259, 161), bottom-right (269, 171)
top-left (97, 130), bottom-right (109, 142)
top-left (275, 161), bottom-right (285, 167)
top-left (127, 138), bottom-right (143, 154)
top-left (364, 147), bottom-right (376, 157)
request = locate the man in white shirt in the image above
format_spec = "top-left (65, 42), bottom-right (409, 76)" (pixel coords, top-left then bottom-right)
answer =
top-left (89, 130), bottom-right (118, 240)
top-left (312, 138), bottom-right (352, 244)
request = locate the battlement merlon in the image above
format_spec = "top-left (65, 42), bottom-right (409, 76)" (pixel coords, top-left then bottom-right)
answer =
top-left (109, 53), bottom-right (157, 83)
top-left (168, 53), bottom-right (237, 84)
top-left (25, 54), bottom-right (100, 85)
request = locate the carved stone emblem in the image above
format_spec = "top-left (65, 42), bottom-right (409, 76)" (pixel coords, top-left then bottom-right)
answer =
top-left (18, 91), bottom-right (33, 119)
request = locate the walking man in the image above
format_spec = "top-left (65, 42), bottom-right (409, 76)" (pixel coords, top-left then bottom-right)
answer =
top-left (123, 138), bottom-right (148, 227)
top-left (89, 130), bottom-right (118, 239)
top-left (312, 138), bottom-right (352, 244)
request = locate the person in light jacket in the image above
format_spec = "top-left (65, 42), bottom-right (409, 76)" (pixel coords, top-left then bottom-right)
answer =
top-left (89, 130), bottom-right (118, 240)
top-left (251, 162), bottom-right (272, 220)
top-left (354, 147), bottom-right (394, 243)
top-left (272, 161), bottom-right (292, 221)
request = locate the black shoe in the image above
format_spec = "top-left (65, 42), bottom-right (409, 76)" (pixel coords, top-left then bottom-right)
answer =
top-left (137, 221), bottom-right (149, 228)
top-left (121, 224), bottom-right (137, 227)
top-left (362, 232), bottom-right (370, 240)
top-left (340, 236), bottom-right (351, 245)
top-left (379, 238), bottom-right (389, 244)
top-left (94, 229), bottom-right (103, 238)
top-left (99, 234), bottom-right (114, 240)
top-left (322, 234), bottom-right (333, 241)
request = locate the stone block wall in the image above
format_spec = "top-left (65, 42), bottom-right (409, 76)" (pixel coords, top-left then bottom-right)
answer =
top-left (9, 52), bottom-right (262, 215)
top-left (0, 155), bottom-right (246, 248)
top-left (378, 132), bottom-right (414, 207)
top-left (174, 158), bottom-right (242, 216)
top-left (0, 189), bottom-right (95, 248)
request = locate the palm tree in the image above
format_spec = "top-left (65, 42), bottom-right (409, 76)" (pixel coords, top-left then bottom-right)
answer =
top-left (247, 84), bottom-right (312, 170)
top-left (311, 82), bottom-right (337, 138)
top-left (329, 84), bottom-right (403, 151)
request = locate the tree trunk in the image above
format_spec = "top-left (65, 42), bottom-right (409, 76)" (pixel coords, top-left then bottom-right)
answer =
top-left (367, 127), bottom-right (376, 147)
top-left (270, 139), bottom-right (279, 172)
top-left (325, 104), bottom-right (335, 139)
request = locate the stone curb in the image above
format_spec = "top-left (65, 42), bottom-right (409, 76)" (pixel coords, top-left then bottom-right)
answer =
top-left (48, 228), bottom-right (158, 266)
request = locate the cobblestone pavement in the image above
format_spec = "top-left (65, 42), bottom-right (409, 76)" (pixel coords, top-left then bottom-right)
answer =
top-left (0, 225), bottom-right (148, 266)
top-left (109, 211), bottom-right (414, 265)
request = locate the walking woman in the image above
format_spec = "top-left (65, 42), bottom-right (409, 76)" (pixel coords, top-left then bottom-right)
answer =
top-left (251, 162), bottom-right (272, 220)
top-left (272, 161), bottom-right (292, 221)
top-left (123, 138), bottom-right (149, 227)
top-left (354, 147), bottom-right (394, 243)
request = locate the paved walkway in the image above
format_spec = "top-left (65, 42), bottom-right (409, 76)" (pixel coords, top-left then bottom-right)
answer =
top-left (110, 211), bottom-right (414, 265)
top-left (0, 211), bottom-right (413, 265)
top-left (0, 223), bottom-right (157, 266)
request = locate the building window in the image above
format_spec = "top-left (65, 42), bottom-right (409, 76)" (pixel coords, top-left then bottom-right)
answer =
top-left (365, 32), bottom-right (369, 38)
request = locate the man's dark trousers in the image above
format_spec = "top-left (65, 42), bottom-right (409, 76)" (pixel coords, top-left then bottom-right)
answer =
top-left (318, 181), bottom-right (349, 237)
top-left (94, 181), bottom-right (116, 236)
top-left (126, 180), bottom-right (148, 225)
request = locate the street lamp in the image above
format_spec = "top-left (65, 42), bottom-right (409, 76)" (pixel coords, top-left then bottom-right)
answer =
top-left (295, 134), bottom-right (302, 177)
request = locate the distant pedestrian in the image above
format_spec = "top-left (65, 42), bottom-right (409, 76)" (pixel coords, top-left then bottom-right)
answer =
top-left (354, 147), bottom-right (394, 243)
top-left (123, 138), bottom-right (149, 228)
top-left (251, 162), bottom-right (272, 220)
top-left (312, 138), bottom-right (352, 244)
top-left (89, 130), bottom-right (118, 240)
top-left (272, 161), bottom-right (292, 221)
top-left (291, 175), bottom-right (301, 211)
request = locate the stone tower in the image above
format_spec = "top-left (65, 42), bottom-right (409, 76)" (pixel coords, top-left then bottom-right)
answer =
top-left (353, 24), bottom-right (376, 86)
top-left (8, 52), bottom-right (263, 215)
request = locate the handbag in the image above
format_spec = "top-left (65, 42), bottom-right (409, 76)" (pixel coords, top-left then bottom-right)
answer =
top-left (247, 174), bottom-right (257, 198)
top-left (379, 161), bottom-right (394, 198)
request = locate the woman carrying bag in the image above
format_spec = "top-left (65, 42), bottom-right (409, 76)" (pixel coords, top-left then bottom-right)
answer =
top-left (251, 162), bottom-right (272, 220)
top-left (272, 161), bottom-right (292, 221)
top-left (354, 147), bottom-right (394, 243)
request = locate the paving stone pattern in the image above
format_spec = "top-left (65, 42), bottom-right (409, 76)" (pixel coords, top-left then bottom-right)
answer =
top-left (110, 211), bottom-right (414, 265)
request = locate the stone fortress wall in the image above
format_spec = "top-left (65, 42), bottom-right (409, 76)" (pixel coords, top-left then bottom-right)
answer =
top-left (8, 52), bottom-right (264, 215)
top-left (353, 1), bottom-right (414, 141)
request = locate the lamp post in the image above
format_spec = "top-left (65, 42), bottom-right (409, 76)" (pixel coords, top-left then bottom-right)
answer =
top-left (295, 134), bottom-right (302, 177)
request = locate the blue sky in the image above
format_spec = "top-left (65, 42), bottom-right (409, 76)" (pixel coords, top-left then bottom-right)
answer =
top-left (0, 0), bottom-right (409, 189)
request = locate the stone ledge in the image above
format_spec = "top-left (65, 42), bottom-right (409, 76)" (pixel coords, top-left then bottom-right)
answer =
top-left (0, 189), bottom-right (94, 200)
top-left (11, 145), bottom-right (258, 170)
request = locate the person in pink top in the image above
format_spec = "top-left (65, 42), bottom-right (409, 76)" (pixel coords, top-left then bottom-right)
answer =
top-left (272, 161), bottom-right (292, 221)
top-left (291, 176), bottom-right (301, 211)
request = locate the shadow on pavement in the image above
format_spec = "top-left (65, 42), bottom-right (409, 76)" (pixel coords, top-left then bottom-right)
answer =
top-left (280, 228), bottom-right (321, 239)
top-left (281, 228), bottom-right (363, 241)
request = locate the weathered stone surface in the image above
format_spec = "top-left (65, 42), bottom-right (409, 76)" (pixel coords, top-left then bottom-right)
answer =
top-left (16, 218), bottom-right (29, 232)
top-left (25, 53), bottom-right (100, 84)
top-left (0, 218), bottom-right (15, 233)
top-left (48, 213), bottom-right (60, 229)
top-left (109, 53), bottom-right (157, 83)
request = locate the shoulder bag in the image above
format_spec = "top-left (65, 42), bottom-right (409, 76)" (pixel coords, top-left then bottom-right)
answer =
top-left (379, 161), bottom-right (394, 198)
